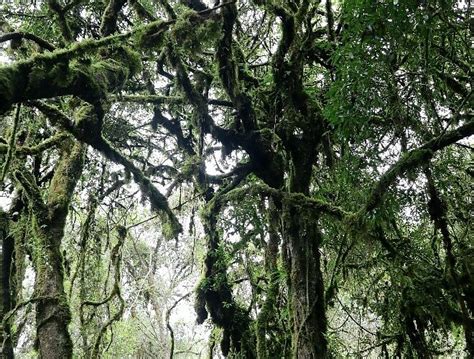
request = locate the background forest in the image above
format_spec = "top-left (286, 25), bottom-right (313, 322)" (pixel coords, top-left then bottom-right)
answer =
top-left (0, 0), bottom-right (472, 358)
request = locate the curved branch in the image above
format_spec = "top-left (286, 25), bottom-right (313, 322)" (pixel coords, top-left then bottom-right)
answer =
top-left (100, 0), bottom-right (127, 36)
top-left (363, 119), bottom-right (474, 214)
top-left (0, 132), bottom-right (70, 155)
top-left (12, 170), bottom-right (47, 213)
top-left (0, 32), bottom-right (56, 51)
top-left (166, 292), bottom-right (191, 359)
top-left (0, 19), bottom-right (174, 114)
top-left (222, 182), bottom-right (348, 220)
top-left (31, 102), bottom-right (182, 237)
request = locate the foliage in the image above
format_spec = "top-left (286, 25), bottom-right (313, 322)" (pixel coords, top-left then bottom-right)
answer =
top-left (0, 0), bottom-right (472, 358)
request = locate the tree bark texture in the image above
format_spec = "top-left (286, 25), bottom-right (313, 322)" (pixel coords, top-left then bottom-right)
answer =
top-left (0, 211), bottom-right (14, 358)
top-left (19, 140), bottom-right (85, 359)
top-left (282, 151), bottom-right (328, 359)
top-left (283, 205), bottom-right (328, 359)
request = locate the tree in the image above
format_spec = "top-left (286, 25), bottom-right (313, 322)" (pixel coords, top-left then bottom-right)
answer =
top-left (0, 0), bottom-right (472, 358)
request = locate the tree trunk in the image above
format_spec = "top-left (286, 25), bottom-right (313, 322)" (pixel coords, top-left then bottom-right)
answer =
top-left (283, 204), bottom-right (328, 359)
top-left (35, 141), bottom-right (84, 358)
top-left (0, 211), bottom-right (14, 358)
top-left (257, 198), bottom-right (284, 358)
top-left (14, 140), bottom-right (85, 358)
top-left (33, 227), bottom-right (73, 359)
top-left (278, 147), bottom-right (328, 358)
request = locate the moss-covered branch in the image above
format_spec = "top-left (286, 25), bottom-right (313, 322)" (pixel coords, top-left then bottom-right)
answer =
top-left (32, 102), bottom-right (182, 237)
top-left (12, 170), bottom-right (47, 214)
top-left (100, 0), bottom-right (127, 36)
top-left (0, 104), bottom-right (21, 183)
top-left (216, 3), bottom-right (256, 133)
top-left (222, 182), bottom-right (349, 220)
top-left (0, 132), bottom-right (69, 155)
top-left (47, 0), bottom-right (74, 43)
top-left (112, 94), bottom-right (233, 107)
top-left (363, 119), bottom-right (474, 214)
top-left (0, 45), bottom-right (141, 115)
top-left (0, 18), bottom-right (174, 114)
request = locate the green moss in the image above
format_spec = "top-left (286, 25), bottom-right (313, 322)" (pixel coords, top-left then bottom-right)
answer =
top-left (47, 141), bottom-right (85, 215)
top-left (180, 155), bottom-right (201, 177)
top-left (0, 65), bottom-right (27, 114)
top-left (170, 10), bottom-right (221, 54)
top-left (160, 215), bottom-right (182, 240)
top-left (0, 68), bottom-right (15, 112)
top-left (134, 21), bottom-right (169, 50)
top-left (195, 277), bottom-right (209, 323)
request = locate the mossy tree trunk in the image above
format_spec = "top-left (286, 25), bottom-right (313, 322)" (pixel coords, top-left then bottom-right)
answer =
top-left (0, 211), bottom-right (14, 358)
top-left (282, 163), bottom-right (328, 359)
top-left (256, 198), bottom-right (285, 358)
top-left (283, 208), bottom-right (328, 359)
top-left (15, 140), bottom-right (85, 359)
top-left (196, 198), bottom-right (255, 357)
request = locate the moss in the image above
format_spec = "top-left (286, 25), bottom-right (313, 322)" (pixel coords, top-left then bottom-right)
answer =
top-left (0, 67), bottom-right (16, 113)
top-left (195, 278), bottom-right (209, 323)
top-left (170, 10), bottom-right (221, 54)
top-left (134, 21), bottom-right (169, 50)
top-left (0, 40), bottom-right (141, 115)
top-left (120, 46), bottom-right (142, 76)
top-left (160, 215), bottom-right (182, 240)
top-left (0, 64), bottom-right (28, 115)
top-left (47, 141), bottom-right (85, 214)
top-left (365, 148), bottom-right (433, 213)
top-left (180, 155), bottom-right (201, 177)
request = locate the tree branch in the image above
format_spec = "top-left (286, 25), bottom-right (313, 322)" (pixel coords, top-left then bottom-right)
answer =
top-left (363, 119), bottom-right (474, 214)
top-left (31, 102), bottom-right (182, 237)
top-left (0, 132), bottom-right (70, 155)
top-left (100, 0), bottom-right (128, 36)
top-left (0, 32), bottom-right (56, 51)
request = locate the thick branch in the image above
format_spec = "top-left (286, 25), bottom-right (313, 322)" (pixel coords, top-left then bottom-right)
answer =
top-left (222, 182), bottom-right (348, 220)
top-left (0, 19), bottom-right (174, 114)
top-left (113, 94), bottom-right (234, 107)
top-left (100, 0), bottom-right (127, 36)
top-left (12, 170), bottom-right (47, 213)
top-left (0, 132), bottom-right (69, 155)
top-left (216, 3), bottom-right (257, 132)
top-left (47, 0), bottom-right (73, 42)
top-left (363, 120), bottom-right (474, 214)
top-left (0, 32), bottom-right (56, 51)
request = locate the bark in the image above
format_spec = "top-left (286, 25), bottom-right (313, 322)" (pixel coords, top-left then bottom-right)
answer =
top-left (256, 198), bottom-right (281, 358)
top-left (405, 315), bottom-right (431, 359)
top-left (425, 167), bottom-right (473, 355)
top-left (14, 140), bottom-right (85, 358)
top-left (282, 150), bottom-right (328, 359)
top-left (0, 47), bottom-right (139, 116)
top-left (283, 205), bottom-right (328, 359)
top-left (35, 141), bottom-right (84, 359)
top-left (196, 205), bottom-right (255, 357)
top-left (0, 211), bottom-right (14, 358)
